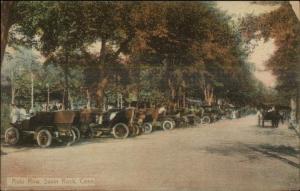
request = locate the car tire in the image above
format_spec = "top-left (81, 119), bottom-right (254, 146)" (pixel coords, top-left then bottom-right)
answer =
top-left (201, 116), bottom-right (211, 124)
top-left (5, 127), bottom-right (20, 145)
top-left (71, 127), bottom-right (81, 142)
top-left (194, 116), bottom-right (202, 125)
top-left (162, 119), bottom-right (174, 131)
top-left (112, 123), bottom-right (129, 139)
top-left (66, 129), bottom-right (77, 146)
top-left (36, 129), bottom-right (52, 148)
top-left (85, 126), bottom-right (95, 138)
top-left (143, 122), bottom-right (153, 134)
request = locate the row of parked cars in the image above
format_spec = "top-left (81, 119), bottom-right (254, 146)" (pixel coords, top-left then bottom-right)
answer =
top-left (4, 105), bottom-right (249, 148)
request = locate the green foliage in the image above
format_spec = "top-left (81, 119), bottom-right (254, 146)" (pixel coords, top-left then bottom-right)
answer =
top-left (3, 1), bottom-right (279, 108)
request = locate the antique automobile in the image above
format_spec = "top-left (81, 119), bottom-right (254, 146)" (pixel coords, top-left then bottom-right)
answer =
top-left (137, 106), bottom-right (176, 134)
top-left (87, 107), bottom-right (142, 139)
top-left (5, 111), bottom-right (80, 148)
top-left (199, 105), bottom-right (223, 124)
top-left (168, 108), bottom-right (202, 128)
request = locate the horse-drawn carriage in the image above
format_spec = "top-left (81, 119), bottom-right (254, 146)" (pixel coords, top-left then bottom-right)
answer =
top-left (257, 104), bottom-right (289, 128)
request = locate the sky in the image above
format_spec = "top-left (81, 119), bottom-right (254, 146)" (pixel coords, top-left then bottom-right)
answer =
top-left (216, 1), bottom-right (281, 87)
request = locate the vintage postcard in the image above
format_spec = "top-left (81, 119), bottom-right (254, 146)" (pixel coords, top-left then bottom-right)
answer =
top-left (1, 1), bottom-right (300, 191)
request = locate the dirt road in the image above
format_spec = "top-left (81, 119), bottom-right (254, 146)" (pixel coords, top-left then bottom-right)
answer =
top-left (1, 115), bottom-right (299, 191)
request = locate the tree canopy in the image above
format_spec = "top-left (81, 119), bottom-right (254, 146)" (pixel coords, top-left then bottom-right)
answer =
top-left (241, 2), bottom-right (300, 103)
top-left (1, 1), bottom-right (280, 110)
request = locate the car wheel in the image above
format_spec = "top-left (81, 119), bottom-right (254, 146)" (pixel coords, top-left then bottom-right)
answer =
top-left (85, 126), bottom-right (95, 138)
top-left (135, 124), bottom-right (141, 136)
top-left (201, 116), bottom-right (211, 124)
top-left (162, 120), bottom-right (174, 131)
top-left (112, 123), bottom-right (129, 139)
top-left (36, 129), bottom-right (52, 148)
top-left (143, 122), bottom-right (153, 134)
top-left (71, 127), bottom-right (81, 142)
top-left (194, 116), bottom-right (202, 125)
top-left (5, 127), bottom-right (20, 145)
top-left (67, 129), bottom-right (77, 146)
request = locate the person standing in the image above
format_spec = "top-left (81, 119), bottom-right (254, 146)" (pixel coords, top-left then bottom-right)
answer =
top-left (10, 104), bottom-right (18, 123)
top-left (18, 105), bottom-right (27, 120)
top-left (257, 108), bottom-right (262, 127)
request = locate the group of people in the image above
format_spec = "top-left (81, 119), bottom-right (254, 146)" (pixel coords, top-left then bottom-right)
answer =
top-left (41, 102), bottom-right (63, 111)
top-left (10, 102), bottom-right (64, 123)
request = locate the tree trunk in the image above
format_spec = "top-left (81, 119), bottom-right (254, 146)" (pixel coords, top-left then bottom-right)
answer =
top-left (99, 38), bottom-right (107, 64)
top-left (69, 94), bottom-right (74, 110)
top-left (120, 93), bottom-right (123, 109)
top-left (96, 78), bottom-right (108, 110)
top-left (11, 71), bottom-right (15, 104)
top-left (11, 86), bottom-right (16, 105)
top-left (31, 72), bottom-right (34, 110)
top-left (204, 84), bottom-right (214, 106)
top-left (47, 85), bottom-right (50, 110)
top-left (94, 34), bottom-right (133, 110)
top-left (297, 85), bottom-right (300, 123)
top-left (86, 89), bottom-right (91, 109)
top-left (168, 79), bottom-right (176, 100)
top-left (63, 53), bottom-right (70, 110)
top-left (1, 1), bottom-right (15, 65)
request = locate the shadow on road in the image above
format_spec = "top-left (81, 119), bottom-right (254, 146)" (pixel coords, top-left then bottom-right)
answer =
top-left (245, 144), bottom-right (300, 169)
top-left (204, 143), bottom-right (300, 169)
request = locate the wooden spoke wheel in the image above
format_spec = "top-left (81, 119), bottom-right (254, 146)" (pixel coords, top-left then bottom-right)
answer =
top-left (201, 116), bottom-right (211, 125)
top-left (5, 127), bottom-right (20, 145)
top-left (71, 127), bottom-right (81, 142)
top-left (162, 120), bottom-right (174, 131)
top-left (143, 122), bottom-right (153, 134)
top-left (36, 129), bottom-right (52, 148)
top-left (112, 123), bottom-right (129, 139)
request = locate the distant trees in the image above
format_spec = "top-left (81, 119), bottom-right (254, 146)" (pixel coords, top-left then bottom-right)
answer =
top-left (241, 2), bottom-right (300, 104)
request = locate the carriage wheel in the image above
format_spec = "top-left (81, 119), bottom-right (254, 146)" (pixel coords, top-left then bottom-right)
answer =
top-left (143, 123), bottom-right (153, 134)
top-left (5, 127), bottom-right (20, 145)
top-left (201, 116), bottom-right (211, 124)
top-left (36, 129), bottom-right (52, 148)
top-left (112, 123), bottom-right (129, 139)
top-left (162, 120), bottom-right (174, 131)
top-left (71, 127), bottom-right (81, 142)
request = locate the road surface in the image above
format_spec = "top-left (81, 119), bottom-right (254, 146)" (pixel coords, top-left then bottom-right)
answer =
top-left (1, 115), bottom-right (299, 191)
